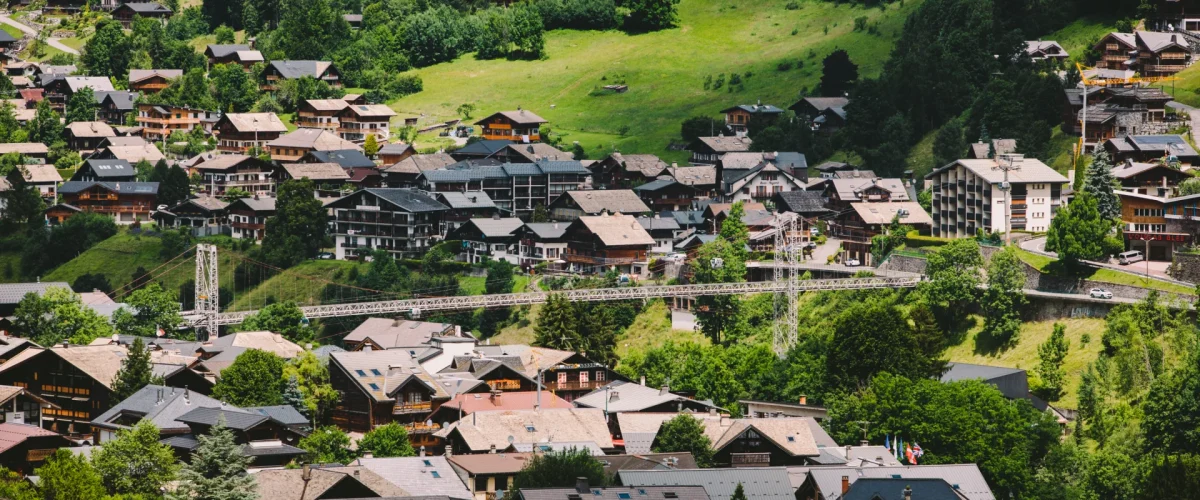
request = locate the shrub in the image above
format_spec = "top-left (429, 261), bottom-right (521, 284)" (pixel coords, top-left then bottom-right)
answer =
top-left (777, 61), bottom-right (794, 71)
top-left (785, 1), bottom-right (799, 9)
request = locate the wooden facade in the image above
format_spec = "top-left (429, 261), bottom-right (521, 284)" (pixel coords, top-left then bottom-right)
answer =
top-left (136, 104), bottom-right (204, 142)
top-left (337, 104), bottom-right (395, 142)
top-left (295, 99), bottom-right (346, 131)
top-left (1095, 33), bottom-right (1137, 70)
top-left (57, 182), bottom-right (158, 224)
top-left (0, 349), bottom-right (111, 436)
top-left (475, 110), bottom-right (546, 142)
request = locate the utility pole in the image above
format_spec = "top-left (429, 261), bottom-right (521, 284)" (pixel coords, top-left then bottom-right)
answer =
top-left (995, 154), bottom-right (1023, 246)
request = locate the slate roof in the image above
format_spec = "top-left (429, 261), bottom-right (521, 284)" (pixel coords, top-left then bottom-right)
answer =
top-left (81, 158), bottom-right (135, 178)
top-left (342, 318), bottom-right (456, 346)
top-left (246, 405), bottom-right (309, 426)
top-left (669, 211), bottom-right (705, 226)
top-left (522, 222), bottom-right (568, 239)
top-left (574, 381), bottom-right (717, 413)
top-left (228, 195), bottom-right (276, 212)
top-left (269, 60), bottom-right (335, 79)
top-left (843, 478), bottom-right (965, 500)
top-left (356, 188), bottom-right (449, 213)
top-left (968, 139), bottom-right (1017, 159)
top-left (803, 465), bottom-right (994, 500)
top-left (611, 153), bottom-right (669, 177)
top-left (557, 190), bottom-right (651, 214)
top-left (436, 191), bottom-right (495, 210)
top-left (722, 103), bottom-right (785, 114)
top-left (475, 110), bottom-right (547, 126)
top-left (830, 178), bottom-right (911, 201)
top-left (0, 143), bottom-right (48, 155)
top-left (633, 178), bottom-right (692, 193)
top-left (1107, 134), bottom-right (1200, 158)
top-left (454, 139), bottom-right (514, 157)
top-left (797, 97), bottom-right (849, 113)
top-left (1137, 31), bottom-right (1189, 53)
top-left (929, 159), bottom-right (1068, 184)
top-left (91, 385), bottom-right (225, 433)
top-left (454, 217), bottom-right (525, 239)
top-left (506, 143), bottom-right (573, 162)
top-left (306, 149), bottom-right (376, 169)
top-left (175, 406), bottom-right (268, 430)
top-left (58, 181), bottom-right (159, 195)
top-left (599, 453), bottom-right (699, 474)
top-left (65, 76), bottom-right (115, 93)
top-left (435, 408), bottom-right (614, 452)
top-left (448, 452), bottom-right (532, 475)
top-left (521, 486), bottom-right (710, 500)
top-left (773, 191), bottom-right (829, 214)
top-left (329, 349), bottom-right (426, 402)
top-left (191, 154), bottom-right (261, 172)
top-left (95, 91), bottom-right (138, 111)
top-left (377, 142), bottom-right (415, 156)
top-left (694, 136), bottom-right (752, 153)
top-left (619, 468), bottom-right (793, 500)
top-left (253, 466), bottom-right (409, 499)
top-left (940, 362), bottom-right (1025, 383)
top-left (355, 456), bottom-right (472, 499)
top-left (385, 153), bottom-right (458, 175)
top-left (170, 195), bottom-right (228, 213)
top-left (341, 103), bottom-right (397, 118)
top-left (0, 30), bottom-right (14, 44)
top-left (671, 166), bottom-right (717, 186)
top-left (116, 2), bottom-right (171, 14)
top-left (200, 331), bottom-right (305, 358)
top-left (282, 163), bottom-right (352, 181)
top-left (637, 217), bottom-right (681, 232)
top-left (96, 143), bottom-right (166, 163)
top-left (66, 121), bottom-right (116, 138)
top-left (437, 391), bottom-right (573, 415)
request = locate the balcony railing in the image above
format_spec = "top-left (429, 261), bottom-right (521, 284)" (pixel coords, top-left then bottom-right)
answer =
top-left (545, 380), bottom-right (607, 391)
top-left (1145, 64), bottom-right (1187, 73)
top-left (566, 254), bottom-right (641, 265)
top-left (392, 402), bottom-right (432, 414)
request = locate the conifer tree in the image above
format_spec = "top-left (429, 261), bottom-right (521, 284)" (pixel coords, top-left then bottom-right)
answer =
top-left (1084, 149), bottom-right (1122, 221)
top-left (169, 420), bottom-right (256, 500)
top-left (1035, 322), bottom-right (1069, 402)
top-left (364, 134), bottom-right (379, 157)
top-left (731, 483), bottom-right (748, 500)
top-left (111, 336), bottom-right (153, 402)
top-left (533, 294), bottom-right (580, 351)
top-left (282, 375), bottom-right (309, 420)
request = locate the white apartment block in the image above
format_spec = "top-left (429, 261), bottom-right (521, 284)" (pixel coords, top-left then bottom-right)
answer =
top-left (925, 156), bottom-right (1068, 238)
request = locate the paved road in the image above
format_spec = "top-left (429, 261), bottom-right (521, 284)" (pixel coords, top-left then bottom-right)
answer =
top-left (0, 15), bottom-right (80, 55)
top-left (1020, 236), bottom-right (1186, 284)
top-left (1169, 101), bottom-right (1200, 141)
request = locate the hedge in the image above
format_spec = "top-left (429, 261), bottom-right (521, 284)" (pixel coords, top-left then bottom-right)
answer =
top-left (905, 230), bottom-right (953, 248)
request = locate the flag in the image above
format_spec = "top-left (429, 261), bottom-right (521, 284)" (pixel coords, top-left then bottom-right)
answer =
top-left (884, 434), bottom-right (890, 452)
top-left (156, 325), bottom-right (165, 337)
top-left (914, 442), bottom-right (924, 458)
top-left (905, 443), bottom-right (915, 465)
top-left (895, 436), bottom-right (901, 460)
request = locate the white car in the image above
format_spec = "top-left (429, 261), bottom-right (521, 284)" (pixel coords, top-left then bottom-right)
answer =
top-left (1089, 288), bottom-right (1113, 299)
top-left (845, 258), bottom-right (861, 267)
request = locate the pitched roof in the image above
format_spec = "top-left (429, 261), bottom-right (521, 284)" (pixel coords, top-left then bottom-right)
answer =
top-left (81, 158), bottom-right (135, 178)
top-left (128, 69), bottom-right (182, 84)
top-left (175, 406), bottom-right (268, 430)
top-left (58, 181), bottom-right (159, 195)
top-left (522, 222), bottom-right (569, 239)
top-left (670, 166), bottom-right (716, 186)
top-left (66, 121), bottom-right (116, 138)
top-left (849, 202), bottom-right (932, 226)
top-left (438, 391), bottom-right (573, 415)
top-left (722, 103), bottom-right (785, 114)
top-left (0, 282), bottom-right (71, 305)
top-left (227, 195), bottom-right (277, 212)
top-left (575, 214), bottom-right (656, 247)
top-left (619, 468), bottom-right (792, 500)
top-left (637, 217), bottom-right (681, 232)
top-left (0, 143), bottom-right (47, 155)
top-left (436, 191), bottom-right (495, 210)
top-left (386, 153), bottom-right (457, 175)
top-left (91, 385), bottom-right (225, 433)
top-left (632, 178), bottom-right (690, 193)
top-left (171, 194), bottom-right (228, 213)
top-left (304, 99), bottom-right (349, 112)
top-left (191, 154), bottom-right (263, 172)
top-left (342, 318), bottom-right (456, 346)
top-left (1108, 134), bottom-right (1200, 157)
top-left (574, 381), bottom-right (718, 413)
top-left (95, 91), bottom-right (138, 111)
top-left (20, 164), bottom-right (62, 183)
top-left (1137, 31), bottom-right (1189, 53)
top-left (475, 110), bottom-right (547, 126)
top-left (507, 143), bottom-right (573, 162)
top-left (0, 423), bottom-right (64, 454)
top-left (202, 331), bottom-right (305, 359)
top-left (557, 190), bottom-right (651, 215)
top-left (772, 191), bottom-right (829, 214)
top-left (234, 50), bottom-right (264, 62)
top-left (448, 452), bottom-right (533, 474)
top-left (802, 465), bottom-right (994, 500)
top-left (694, 136), bottom-right (752, 153)
top-left (349, 188), bottom-right (449, 213)
top-left (829, 178), bottom-right (911, 201)
top-left (599, 453), bottom-right (699, 473)
top-left (268, 128), bottom-right (361, 151)
top-left (798, 97), bottom-right (850, 113)
top-left (355, 456), bottom-right (472, 498)
top-left (377, 142), bottom-right (415, 156)
top-left (305, 149), bottom-right (375, 169)
top-left (521, 486), bottom-right (710, 500)
top-left (282, 162), bottom-right (352, 181)
top-left (721, 152), bottom-right (772, 170)
top-left (940, 362), bottom-right (1025, 383)
top-left (65, 76), bottom-right (115, 93)
top-left (220, 113), bottom-right (288, 133)
top-left (245, 405), bottom-right (309, 426)
top-left (252, 466), bottom-right (409, 500)
top-left (436, 408), bottom-right (613, 452)
top-left (454, 217), bottom-right (525, 239)
top-left (454, 139), bottom-right (514, 156)
top-left (269, 60), bottom-right (336, 79)
top-left (116, 2), bottom-right (172, 14)
top-left (97, 144), bottom-right (166, 164)
top-left (968, 139), bottom-right (1017, 159)
top-left (329, 349), bottom-right (426, 402)
top-left (843, 478), bottom-right (966, 500)
top-left (341, 103), bottom-right (397, 118)
top-left (929, 158), bottom-right (1068, 184)
top-left (206, 44), bottom-right (251, 57)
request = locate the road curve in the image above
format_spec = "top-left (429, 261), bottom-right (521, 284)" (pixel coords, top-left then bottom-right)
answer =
top-left (0, 15), bottom-right (80, 55)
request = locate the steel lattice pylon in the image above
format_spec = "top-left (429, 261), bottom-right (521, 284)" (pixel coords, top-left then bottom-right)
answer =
top-left (194, 243), bottom-right (220, 341)
top-left (772, 214), bottom-right (801, 356)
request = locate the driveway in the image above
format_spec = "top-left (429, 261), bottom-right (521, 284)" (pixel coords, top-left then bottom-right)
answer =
top-left (1169, 101), bottom-right (1200, 140)
top-left (1020, 236), bottom-right (1183, 282)
top-left (0, 15), bottom-right (80, 55)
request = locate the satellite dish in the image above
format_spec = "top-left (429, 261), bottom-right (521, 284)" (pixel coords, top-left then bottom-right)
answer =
top-left (425, 419), bottom-right (433, 426)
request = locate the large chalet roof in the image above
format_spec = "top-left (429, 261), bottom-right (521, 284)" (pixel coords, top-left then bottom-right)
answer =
top-left (328, 349), bottom-right (428, 402)
top-left (721, 103), bottom-right (784, 114)
top-left (773, 190), bottom-right (829, 214)
top-left (453, 217), bottom-right (525, 239)
top-left (65, 76), bottom-right (115, 93)
top-left (1137, 31), bottom-right (1188, 52)
top-left (693, 136), bottom-right (752, 153)
top-left (227, 195), bottom-right (276, 212)
top-left (283, 163), bottom-right (351, 182)
top-left (59, 181), bottom-right (159, 195)
top-left (0, 143), bottom-right (49, 155)
top-left (267, 128), bottom-right (360, 151)
top-left (92, 384), bottom-right (224, 434)
top-left (574, 214), bottom-right (656, 247)
top-left (475, 109), bottom-right (548, 126)
top-left (1107, 134), bottom-right (1200, 158)
top-left (95, 91), bottom-right (138, 112)
top-left (304, 149), bottom-right (375, 169)
top-left (830, 178), bottom-right (911, 201)
top-left (802, 465), bottom-right (994, 500)
top-left (522, 486), bottom-right (710, 500)
top-left (303, 99), bottom-right (349, 112)
top-left (66, 121), bottom-right (116, 138)
top-left (455, 139), bottom-right (514, 156)
top-left (191, 154), bottom-right (265, 172)
top-left (128, 69), bottom-right (182, 84)
top-left (355, 456), bottom-right (472, 498)
top-left (19, 164), bottom-right (63, 184)
top-left (342, 318), bottom-right (456, 346)
top-left (555, 189), bottom-right (651, 214)
top-left (620, 469), bottom-right (789, 500)
top-left (522, 222), bottom-right (568, 239)
top-left (268, 60), bottom-right (335, 79)
top-left (435, 407), bottom-right (614, 451)
top-left (253, 466), bottom-right (408, 500)
top-left (843, 478), bottom-right (964, 500)
top-left (849, 202), bottom-right (933, 226)
top-left (609, 152), bottom-right (669, 177)
top-left (929, 158), bottom-right (1068, 184)
top-left (0, 423), bottom-right (65, 455)
top-left (436, 191), bottom-right (495, 210)
top-left (219, 113), bottom-right (288, 133)
top-left (384, 153), bottom-right (456, 175)
top-left (326, 188), bottom-right (447, 213)
top-left (671, 165), bottom-right (717, 186)
top-left (439, 391), bottom-right (573, 415)
top-left (95, 143), bottom-right (166, 164)
top-left (0, 282), bottom-right (70, 305)
top-left (341, 103), bottom-right (396, 118)
top-left (506, 143), bottom-right (572, 162)
top-left (80, 158), bottom-right (135, 178)
top-left (575, 380), bottom-right (718, 413)
top-left (115, 2), bottom-right (172, 14)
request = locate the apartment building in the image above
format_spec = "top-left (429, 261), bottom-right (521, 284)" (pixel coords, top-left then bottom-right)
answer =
top-left (326, 188), bottom-right (449, 260)
top-left (924, 155), bottom-right (1068, 238)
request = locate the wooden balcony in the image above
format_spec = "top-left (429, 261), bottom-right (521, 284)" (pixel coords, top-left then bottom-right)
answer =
top-left (403, 422), bottom-right (442, 434)
top-left (545, 380), bottom-right (606, 392)
top-left (1145, 64), bottom-right (1187, 73)
top-left (392, 402), bottom-right (432, 414)
top-left (566, 254), bottom-right (642, 265)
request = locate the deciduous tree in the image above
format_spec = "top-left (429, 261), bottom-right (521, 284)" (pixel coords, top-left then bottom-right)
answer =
top-left (357, 423), bottom-right (416, 458)
top-left (826, 300), bottom-right (934, 391)
top-left (37, 449), bottom-right (105, 500)
top-left (213, 349), bottom-right (286, 406)
top-left (282, 351), bottom-right (340, 423)
top-left (981, 245), bottom-right (1027, 344)
top-left (299, 426), bottom-right (357, 464)
top-left (623, 0), bottom-right (679, 32)
top-left (653, 414), bottom-right (713, 467)
top-left (91, 420), bottom-right (179, 496)
top-left (82, 19), bottom-right (132, 79)
top-left (513, 448), bottom-right (606, 488)
top-left (1045, 192), bottom-right (1123, 265)
top-left (263, 178), bottom-right (329, 268)
top-left (918, 238), bottom-right (982, 328)
top-left (1034, 323), bottom-right (1069, 402)
top-left (692, 239), bottom-right (747, 345)
top-left (13, 287), bottom-right (114, 346)
top-left (240, 301), bottom-right (314, 342)
top-left (113, 283), bottom-right (184, 337)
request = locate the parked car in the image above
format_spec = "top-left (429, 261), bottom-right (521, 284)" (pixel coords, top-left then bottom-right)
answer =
top-left (1118, 250), bottom-right (1144, 265)
top-left (1089, 288), bottom-right (1113, 299)
top-left (316, 252), bottom-right (335, 260)
top-left (845, 258), bottom-right (861, 267)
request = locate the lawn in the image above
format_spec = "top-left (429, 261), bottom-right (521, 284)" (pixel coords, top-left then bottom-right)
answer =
top-left (458, 275), bottom-right (531, 295)
top-left (614, 299), bottom-right (708, 359)
top-left (0, 252), bottom-right (21, 284)
top-left (58, 37), bottom-right (85, 51)
top-left (945, 316), bottom-right (1106, 409)
top-left (1014, 247), bottom-right (1195, 295)
top-left (390, 0), bottom-right (922, 162)
top-left (225, 259), bottom-right (364, 311)
top-left (1043, 16), bottom-right (1118, 62)
top-left (905, 127), bottom-right (939, 179)
top-left (0, 24), bottom-right (23, 41)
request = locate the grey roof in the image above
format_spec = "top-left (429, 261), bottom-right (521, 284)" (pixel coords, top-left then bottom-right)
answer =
top-left (723, 104), bottom-right (785, 115)
top-left (456, 217), bottom-right (525, 239)
top-left (342, 318), bottom-right (456, 347)
top-left (634, 178), bottom-right (691, 193)
top-left (536, 159), bottom-right (590, 174)
top-left (82, 159), bottom-right (135, 178)
top-left (843, 478), bottom-right (964, 500)
top-left (669, 211), bottom-right (705, 226)
top-left (356, 456), bottom-right (473, 499)
top-left (91, 385), bottom-right (226, 434)
top-left (575, 381), bottom-right (715, 413)
top-left (556, 190), bottom-right (651, 215)
top-left (637, 217), bottom-right (682, 232)
top-left (207, 44), bottom-right (251, 58)
top-left (619, 468), bottom-right (794, 500)
top-left (1111, 134), bottom-right (1200, 157)
top-left (175, 406), bottom-right (268, 430)
top-left (0, 282), bottom-right (71, 305)
top-left (522, 222), bottom-right (568, 239)
top-left (228, 196), bottom-right (276, 212)
top-left (421, 164), bottom-right (508, 182)
top-left (454, 139), bottom-right (513, 156)
top-left (940, 362), bottom-right (1025, 383)
top-left (117, 2), bottom-right (171, 14)
top-left (803, 465), bottom-right (994, 500)
top-left (773, 191), bottom-right (829, 214)
top-left (306, 149), bottom-right (376, 169)
top-left (269, 60), bottom-right (334, 79)
top-left (363, 189), bottom-right (448, 213)
top-left (0, 30), bottom-right (14, 44)
top-left (246, 405), bottom-right (309, 426)
top-left (502, 162), bottom-right (544, 176)
top-left (520, 486), bottom-right (710, 500)
top-left (599, 453), bottom-right (699, 474)
top-left (436, 191), bottom-right (495, 210)
top-left (160, 434), bottom-right (200, 449)
top-left (58, 181), bottom-right (159, 195)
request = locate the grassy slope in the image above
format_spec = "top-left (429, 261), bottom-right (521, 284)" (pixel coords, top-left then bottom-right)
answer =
top-left (1046, 16), bottom-right (1118, 60)
top-left (391, 0), bottom-right (921, 162)
top-left (491, 298), bottom-right (706, 351)
top-left (458, 275), bottom-right (531, 295)
top-left (0, 252), bottom-right (21, 284)
top-left (945, 316), bottom-right (1105, 409)
top-left (1014, 247), bottom-right (1194, 295)
top-left (905, 128), bottom-right (938, 179)
top-left (225, 260), bottom-right (364, 311)
top-left (0, 24), bottom-right (22, 41)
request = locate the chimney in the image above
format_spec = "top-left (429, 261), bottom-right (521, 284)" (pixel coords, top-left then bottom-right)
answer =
top-left (362, 451), bottom-right (373, 459)
top-left (445, 445), bottom-right (452, 457)
top-left (720, 414), bottom-right (731, 427)
top-left (491, 390), bottom-right (502, 405)
top-left (184, 386), bottom-right (190, 404)
top-left (904, 485), bottom-right (912, 500)
top-left (575, 477), bottom-right (589, 493)
top-left (640, 375), bottom-right (646, 386)
top-left (845, 445), bottom-right (852, 459)
top-left (841, 476), bottom-right (850, 495)
top-left (489, 444), bottom-right (497, 454)
top-left (659, 385), bottom-right (669, 396)
top-left (419, 446), bottom-right (426, 457)
top-left (799, 395), bottom-right (807, 406)
top-left (302, 464), bottom-right (311, 482)
top-left (860, 440), bottom-right (869, 447)
top-left (609, 391), bottom-right (620, 403)
top-left (709, 408), bottom-right (718, 417)
top-left (60, 340), bottom-right (68, 349)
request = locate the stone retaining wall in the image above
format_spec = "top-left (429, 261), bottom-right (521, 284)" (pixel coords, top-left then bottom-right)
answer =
top-left (1172, 251), bottom-right (1200, 284)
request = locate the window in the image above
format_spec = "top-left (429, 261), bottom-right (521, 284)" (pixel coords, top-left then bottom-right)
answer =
top-left (638, 490), bottom-right (647, 496)
top-left (619, 494), bottom-right (632, 499)
top-left (525, 424), bottom-right (536, 432)
top-left (557, 372), bottom-right (567, 384)
top-left (580, 372), bottom-right (589, 384)
top-left (368, 383), bottom-right (380, 390)
top-left (787, 436), bottom-right (796, 442)
top-left (596, 371), bottom-right (605, 382)
top-left (663, 493), bottom-right (678, 499)
top-left (423, 460), bottom-right (432, 466)
top-left (593, 490), bottom-right (602, 496)
top-left (370, 369), bottom-right (382, 376)
top-left (431, 471), bottom-right (441, 478)
top-left (355, 370), bottom-right (366, 376)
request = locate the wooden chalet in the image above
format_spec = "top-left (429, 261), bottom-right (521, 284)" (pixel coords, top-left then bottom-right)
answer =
top-left (64, 121), bottom-right (116, 154)
top-left (267, 128), bottom-right (361, 162)
top-left (547, 189), bottom-right (652, 221)
top-left (377, 142), bottom-right (415, 165)
top-left (721, 102), bottom-right (784, 136)
top-left (69, 158), bottom-right (136, 182)
top-left (191, 154), bottom-right (276, 196)
top-left (1116, 191), bottom-right (1186, 261)
top-left (154, 195), bottom-right (228, 230)
top-left (1112, 158), bottom-right (1191, 196)
top-left (327, 188), bottom-right (449, 260)
top-left (592, 152), bottom-right (669, 188)
top-left (689, 135), bottom-right (752, 165)
top-left (338, 103), bottom-right (396, 141)
top-left (447, 217), bottom-right (524, 264)
top-left (214, 113), bottom-right (288, 154)
top-left (832, 202), bottom-right (932, 266)
top-left (227, 195), bottom-right (275, 241)
top-left (1093, 31), bottom-right (1192, 76)
top-left (1025, 40), bottom-right (1069, 61)
top-left (295, 98), bottom-right (348, 131)
top-left (0, 423), bottom-right (74, 474)
top-left (53, 181), bottom-right (158, 224)
top-left (1095, 32), bottom-right (1139, 70)
top-left (8, 164), bottom-right (62, 202)
top-left (95, 91), bottom-right (138, 124)
top-left (43, 76), bottom-right (114, 112)
top-left (136, 103), bottom-right (207, 142)
top-left (112, 2), bottom-right (172, 27)
top-left (516, 222), bottom-right (568, 272)
top-left (382, 153), bottom-right (455, 188)
top-left (475, 109), bottom-right (547, 142)
top-left (204, 44), bottom-right (264, 69)
top-left (262, 60), bottom-right (341, 92)
top-left (563, 213), bottom-right (654, 275)
top-left (127, 69), bottom-right (181, 93)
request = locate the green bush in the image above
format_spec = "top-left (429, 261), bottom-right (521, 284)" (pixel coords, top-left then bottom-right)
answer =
top-left (905, 231), bottom-right (952, 249)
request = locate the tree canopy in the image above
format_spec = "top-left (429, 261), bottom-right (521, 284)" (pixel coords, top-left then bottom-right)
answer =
top-left (513, 448), bottom-right (607, 488)
top-left (91, 420), bottom-right (179, 496)
top-left (213, 349), bottom-right (286, 406)
top-left (263, 179), bottom-right (329, 268)
top-left (1045, 191), bottom-right (1122, 265)
top-left (653, 414), bottom-right (714, 467)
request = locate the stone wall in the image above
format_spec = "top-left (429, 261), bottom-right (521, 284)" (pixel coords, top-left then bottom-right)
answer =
top-left (1020, 261), bottom-right (1191, 303)
top-left (1172, 251), bottom-right (1200, 284)
top-left (878, 254), bottom-right (927, 275)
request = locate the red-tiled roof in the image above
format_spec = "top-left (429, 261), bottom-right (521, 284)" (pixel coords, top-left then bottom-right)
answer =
top-left (439, 390), bottom-right (573, 413)
top-left (0, 423), bottom-right (60, 454)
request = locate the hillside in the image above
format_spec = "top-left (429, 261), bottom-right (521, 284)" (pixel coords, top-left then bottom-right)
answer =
top-left (42, 229), bottom-right (238, 296)
top-left (391, 0), bottom-right (922, 161)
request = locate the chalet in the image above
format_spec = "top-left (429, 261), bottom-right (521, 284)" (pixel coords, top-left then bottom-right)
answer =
top-left (1112, 158), bottom-right (1190, 195)
top-left (0, 423), bottom-right (74, 474)
top-left (1025, 40), bottom-right (1069, 60)
top-left (327, 188), bottom-right (448, 260)
top-left (205, 44), bottom-right (264, 68)
top-left (772, 191), bottom-right (832, 219)
top-left (721, 102), bottom-right (784, 136)
top-left (10, 164), bottom-right (62, 202)
top-left (833, 202), bottom-right (933, 266)
top-left (214, 113), bottom-right (288, 154)
top-left (0, 30), bottom-right (15, 54)
top-left (450, 139), bottom-right (514, 161)
top-left (703, 201), bottom-right (766, 234)
top-left (295, 98), bottom-right (349, 130)
top-left (300, 149), bottom-right (374, 169)
top-left (475, 109), bottom-right (547, 142)
top-left (327, 349), bottom-right (461, 445)
top-left (382, 153), bottom-right (456, 187)
top-left (279, 163), bottom-right (351, 196)
top-left (227, 195), bottom-right (275, 241)
top-left (64, 121), bottom-right (116, 153)
top-left (0, 284), bottom-right (69, 320)
top-left (825, 177), bottom-right (912, 211)
top-left (1103, 134), bottom-right (1200, 165)
top-left (523, 485), bottom-right (708, 500)
top-left (157, 407), bottom-right (306, 466)
top-left (722, 160), bottom-right (805, 203)
top-left (341, 318), bottom-right (459, 351)
top-left (563, 213), bottom-right (654, 275)
top-left (89, 142), bottom-right (167, 165)
top-left (190, 332), bottom-right (305, 377)
top-left (1093, 31), bottom-right (1192, 76)
top-left (417, 160), bottom-right (592, 217)
top-left (95, 91), bottom-right (138, 124)
top-left (53, 181), bottom-right (159, 224)
top-left (448, 453), bottom-right (535, 500)
top-left (262, 60), bottom-right (341, 91)
top-left (267, 128), bottom-right (361, 162)
top-left (446, 217), bottom-right (525, 264)
top-left (637, 216), bottom-right (682, 254)
top-left (593, 152), bottom-right (670, 188)
top-left (547, 189), bottom-right (651, 220)
top-left (191, 154), bottom-right (275, 196)
top-left (1094, 32), bottom-right (1138, 70)
top-left (503, 142), bottom-right (573, 163)
top-left (127, 69), bottom-right (181, 93)
top-left (90, 385), bottom-right (231, 443)
top-left (966, 138), bottom-right (1017, 159)
top-left (112, 2), bottom-right (172, 27)
top-left (43, 76), bottom-right (114, 111)
top-left (337, 103), bottom-right (396, 141)
top-left (154, 195), bottom-right (228, 230)
top-left (790, 96), bottom-right (850, 133)
top-left (689, 136), bottom-right (752, 165)
top-left (252, 467), bottom-right (408, 498)
top-left (794, 464), bottom-right (994, 500)
top-left (633, 178), bottom-right (698, 212)
top-left (1115, 191), bottom-right (1186, 260)
top-left (813, 106), bottom-right (848, 134)
top-left (670, 165), bottom-right (718, 197)
top-left (136, 103), bottom-right (207, 142)
top-left (516, 222), bottom-right (568, 271)
top-left (429, 391), bottom-right (573, 426)
top-left (377, 142), bottom-right (415, 165)
top-left (435, 408), bottom-right (613, 455)
top-left (435, 191), bottom-right (498, 236)
top-left (353, 456), bottom-right (473, 495)
top-left (70, 158), bottom-right (136, 182)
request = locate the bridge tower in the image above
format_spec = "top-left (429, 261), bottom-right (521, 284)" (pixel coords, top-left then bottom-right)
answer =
top-left (194, 244), bottom-right (220, 341)
top-left (772, 214), bottom-right (801, 355)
